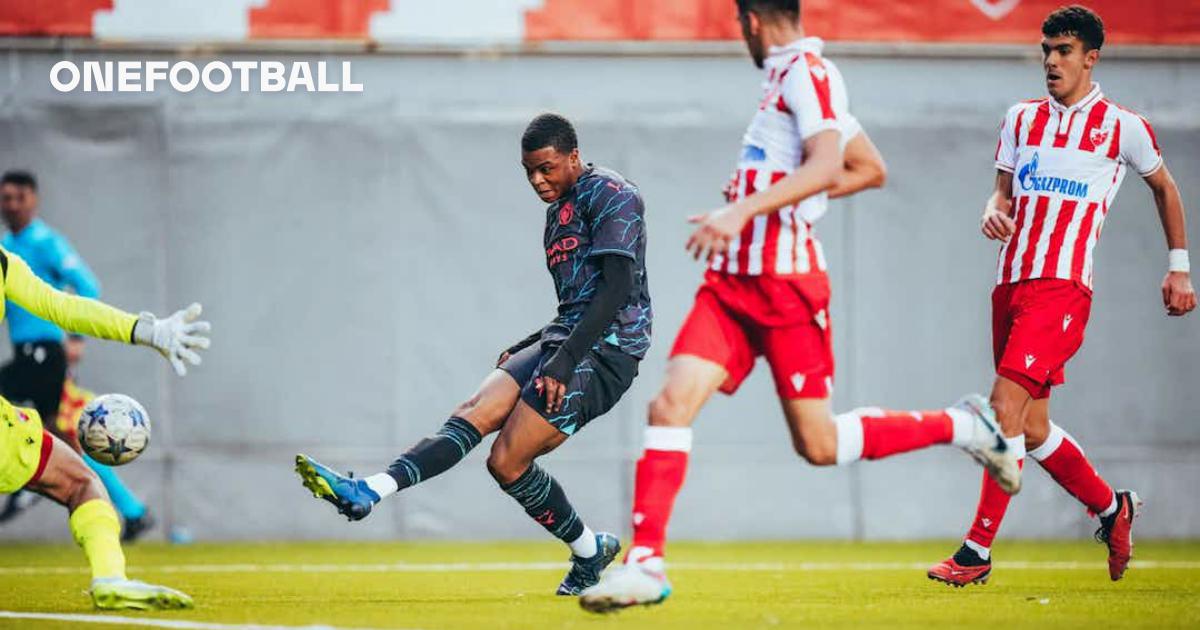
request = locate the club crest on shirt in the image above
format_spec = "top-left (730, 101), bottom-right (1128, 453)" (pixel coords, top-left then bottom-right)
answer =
top-left (1089, 126), bottom-right (1110, 147)
top-left (558, 201), bottom-right (574, 226)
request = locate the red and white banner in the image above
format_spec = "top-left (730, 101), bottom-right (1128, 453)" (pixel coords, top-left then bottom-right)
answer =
top-left (2, 1), bottom-right (1197, 45)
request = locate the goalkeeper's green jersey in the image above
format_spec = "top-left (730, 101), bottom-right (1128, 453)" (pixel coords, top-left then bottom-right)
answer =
top-left (0, 247), bottom-right (137, 344)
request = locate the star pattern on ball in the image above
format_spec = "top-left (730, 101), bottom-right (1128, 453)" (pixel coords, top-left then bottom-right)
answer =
top-left (88, 403), bottom-right (109, 428)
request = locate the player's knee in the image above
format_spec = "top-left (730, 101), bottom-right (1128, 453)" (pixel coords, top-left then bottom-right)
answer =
top-left (793, 433), bottom-right (838, 466)
top-left (453, 395), bottom-right (505, 435)
top-left (485, 445), bottom-right (527, 486)
top-left (452, 393), bottom-right (484, 419)
top-left (989, 392), bottom-right (1022, 425)
top-left (648, 390), bottom-right (688, 427)
top-left (61, 462), bottom-right (106, 510)
top-left (1023, 422), bottom-right (1050, 449)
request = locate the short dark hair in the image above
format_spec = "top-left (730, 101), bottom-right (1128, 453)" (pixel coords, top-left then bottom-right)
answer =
top-left (1, 170), bottom-right (37, 191)
top-left (735, 0), bottom-right (800, 19)
top-left (1043, 5), bottom-right (1104, 51)
top-left (521, 113), bottom-right (578, 155)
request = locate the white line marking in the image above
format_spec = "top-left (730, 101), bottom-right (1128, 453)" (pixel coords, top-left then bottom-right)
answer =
top-left (0, 611), bottom-right (403, 630)
top-left (0, 559), bottom-right (1197, 576)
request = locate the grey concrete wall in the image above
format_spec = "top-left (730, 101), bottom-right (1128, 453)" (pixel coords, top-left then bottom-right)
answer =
top-left (0, 48), bottom-right (1196, 542)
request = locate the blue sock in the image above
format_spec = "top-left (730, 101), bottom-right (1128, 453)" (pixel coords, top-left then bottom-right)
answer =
top-left (83, 454), bottom-right (146, 520)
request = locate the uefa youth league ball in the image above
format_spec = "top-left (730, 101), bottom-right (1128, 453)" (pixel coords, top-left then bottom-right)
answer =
top-left (77, 394), bottom-right (152, 466)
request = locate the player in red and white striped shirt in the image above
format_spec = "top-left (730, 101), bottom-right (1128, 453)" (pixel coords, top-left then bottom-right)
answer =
top-left (929, 5), bottom-right (1195, 588)
top-left (581, 0), bottom-right (1017, 612)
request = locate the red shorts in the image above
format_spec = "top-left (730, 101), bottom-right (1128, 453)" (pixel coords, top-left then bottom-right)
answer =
top-left (992, 278), bottom-right (1092, 399)
top-left (670, 270), bottom-right (833, 399)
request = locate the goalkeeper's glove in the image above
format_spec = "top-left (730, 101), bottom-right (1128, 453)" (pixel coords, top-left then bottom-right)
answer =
top-left (133, 303), bottom-right (212, 376)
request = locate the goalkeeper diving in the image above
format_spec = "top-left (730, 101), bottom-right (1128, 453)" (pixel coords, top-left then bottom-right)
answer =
top-left (0, 246), bottom-right (210, 610)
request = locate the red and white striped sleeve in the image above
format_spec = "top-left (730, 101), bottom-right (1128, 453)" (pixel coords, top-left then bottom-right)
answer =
top-left (781, 52), bottom-right (841, 141)
top-left (1119, 109), bottom-right (1164, 177)
top-left (994, 103), bottom-right (1023, 173)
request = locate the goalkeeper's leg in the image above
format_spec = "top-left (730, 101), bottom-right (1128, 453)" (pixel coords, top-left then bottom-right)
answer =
top-left (26, 432), bottom-right (192, 610)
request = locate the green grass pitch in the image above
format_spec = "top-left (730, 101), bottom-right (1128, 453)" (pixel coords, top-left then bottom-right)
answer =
top-left (1, 540), bottom-right (1197, 629)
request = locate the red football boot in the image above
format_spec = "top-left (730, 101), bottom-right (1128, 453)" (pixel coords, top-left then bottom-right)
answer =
top-left (1096, 490), bottom-right (1142, 581)
top-left (928, 545), bottom-right (991, 587)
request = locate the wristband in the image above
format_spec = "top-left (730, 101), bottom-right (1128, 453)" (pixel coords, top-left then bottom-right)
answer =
top-left (1168, 249), bottom-right (1190, 273)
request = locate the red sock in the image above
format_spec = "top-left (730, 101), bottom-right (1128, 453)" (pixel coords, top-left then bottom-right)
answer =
top-left (628, 448), bottom-right (689, 560)
top-left (966, 459), bottom-right (1025, 549)
top-left (855, 409), bottom-right (954, 460)
top-left (1030, 423), bottom-right (1114, 514)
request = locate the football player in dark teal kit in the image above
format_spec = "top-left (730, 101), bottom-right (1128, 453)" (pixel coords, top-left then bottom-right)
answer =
top-left (296, 113), bottom-right (651, 596)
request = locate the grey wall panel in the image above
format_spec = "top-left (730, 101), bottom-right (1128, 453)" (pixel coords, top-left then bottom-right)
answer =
top-left (0, 49), bottom-right (1196, 542)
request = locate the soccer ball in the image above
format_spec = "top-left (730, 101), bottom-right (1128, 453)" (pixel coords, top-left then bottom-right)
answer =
top-left (77, 394), bottom-right (151, 466)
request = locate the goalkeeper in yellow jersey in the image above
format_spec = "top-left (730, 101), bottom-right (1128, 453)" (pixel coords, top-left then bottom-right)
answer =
top-left (0, 246), bottom-right (210, 610)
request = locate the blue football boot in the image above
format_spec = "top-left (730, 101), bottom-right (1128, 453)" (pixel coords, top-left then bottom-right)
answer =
top-left (294, 454), bottom-right (379, 521)
top-left (557, 532), bottom-right (621, 596)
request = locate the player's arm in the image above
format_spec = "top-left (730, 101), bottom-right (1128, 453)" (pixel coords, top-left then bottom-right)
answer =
top-left (1118, 112), bottom-right (1194, 315)
top-left (687, 130), bottom-right (841, 261)
top-left (1, 248), bottom-right (211, 375)
top-left (982, 104), bottom-right (1021, 242)
top-left (50, 233), bottom-right (103, 360)
top-left (981, 170), bottom-right (1016, 241)
top-left (537, 254), bottom-right (635, 413)
top-left (828, 130), bottom-right (887, 199)
top-left (538, 180), bottom-right (642, 412)
top-left (1143, 165), bottom-right (1196, 316)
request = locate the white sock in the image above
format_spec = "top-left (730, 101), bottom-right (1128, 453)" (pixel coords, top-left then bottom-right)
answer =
top-left (946, 407), bottom-right (975, 447)
top-left (1005, 434), bottom-right (1026, 460)
top-left (568, 526), bottom-right (598, 558)
top-left (963, 538), bottom-right (991, 561)
top-left (1027, 421), bottom-right (1067, 461)
top-left (626, 546), bottom-right (665, 573)
top-left (363, 473), bottom-right (398, 501)
top-left (644, 426), bottom-right (693, 451)
top-left (833, 411), bottom-right (865, 465)
top-left (1098, 494), bottom-right (1119, 518)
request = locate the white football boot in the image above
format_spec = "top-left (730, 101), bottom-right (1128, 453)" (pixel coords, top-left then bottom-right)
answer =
top-left (954, 393), bottom-right (1021, 495)
top-left (579, 558), bottom-right (671, 614)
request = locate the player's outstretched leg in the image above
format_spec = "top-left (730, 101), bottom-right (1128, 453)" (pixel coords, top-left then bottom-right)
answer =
top-left (294, 454), bottom-right (384, 521)
top-left (21, 427), bottom-right (192, 609)
top-left (295, 370), bottom-right (516, 521)
top-left (489, 400), bottom-right (619, 596)
top-left (818, 394), bottom-right (1018, 490)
